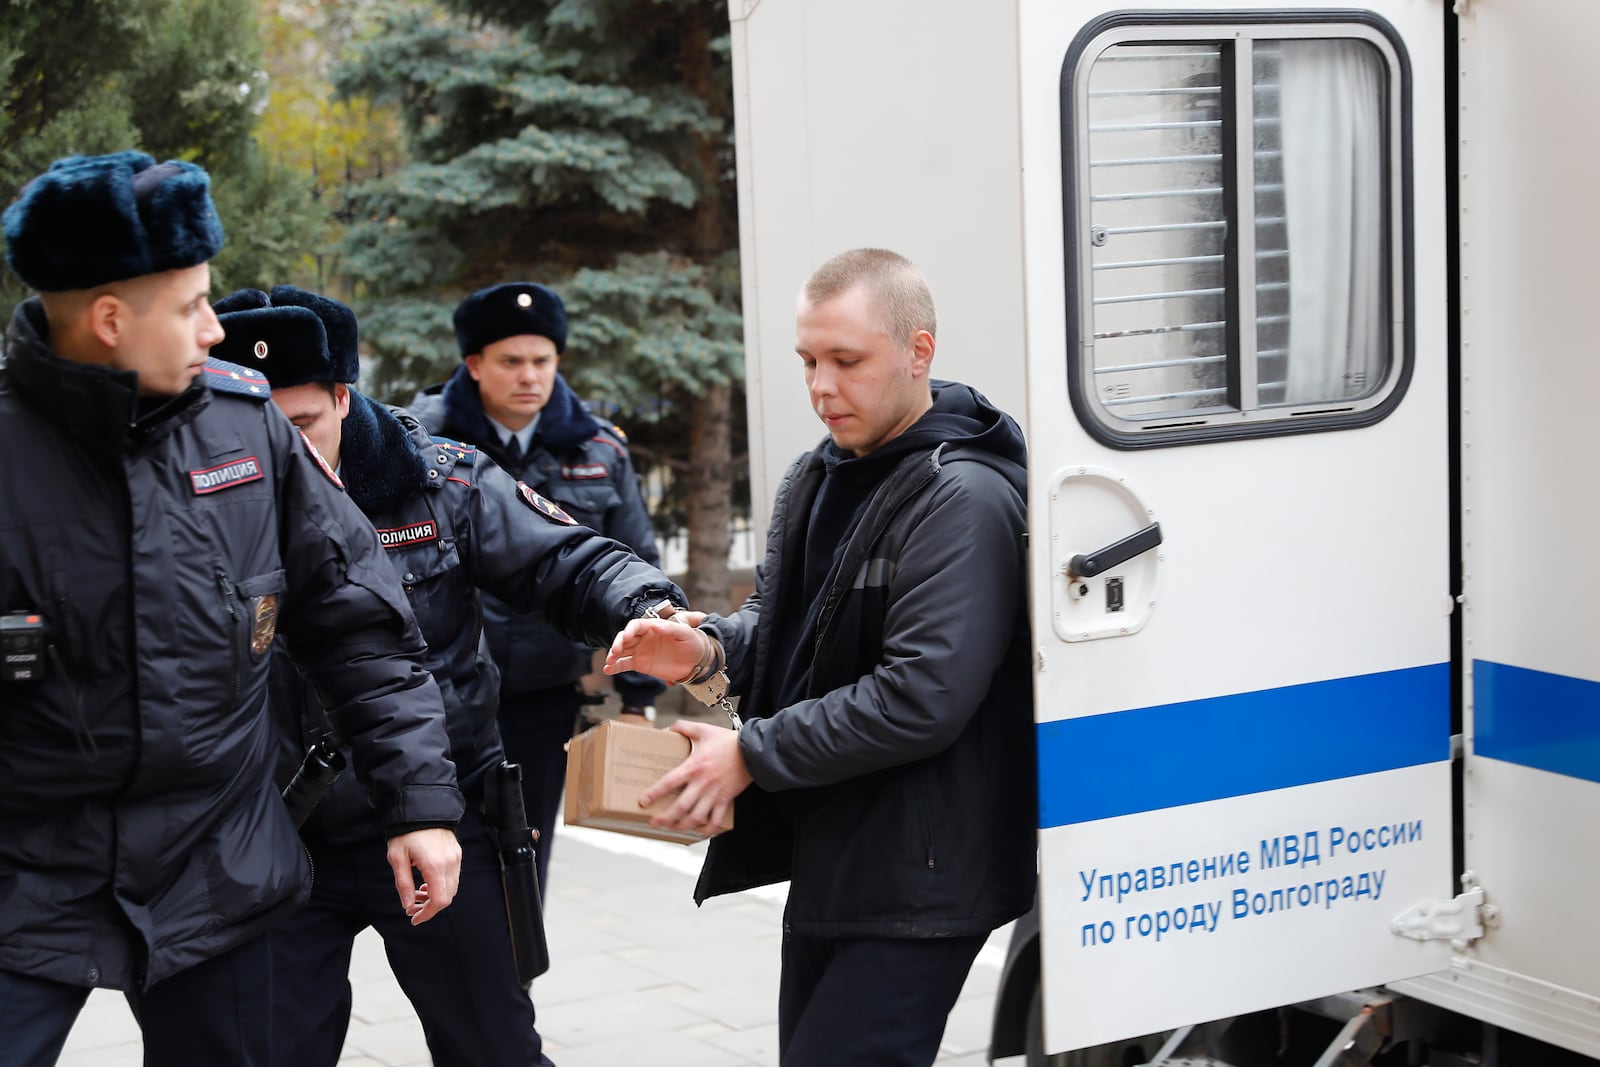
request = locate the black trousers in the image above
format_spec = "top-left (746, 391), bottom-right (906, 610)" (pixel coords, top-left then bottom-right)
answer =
top-left (0, 931), bottom-right (273, 1067)
top-left (270, 811), bottom-right (553, 1067)
top-left (496, 685), bottom-right (582, 895)
top-left (778, 930), bottom-right (988, 1067)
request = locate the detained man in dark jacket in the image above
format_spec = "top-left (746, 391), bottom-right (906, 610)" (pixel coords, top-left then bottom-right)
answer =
top-left (212, 286), bottom-right (687, 1067)
top-left (412, 282), bottom-right (665, 892)
top-left (605, 249), bottom-right (1037, 1067)
top-left (0, 152), bottom-right (463, 1067)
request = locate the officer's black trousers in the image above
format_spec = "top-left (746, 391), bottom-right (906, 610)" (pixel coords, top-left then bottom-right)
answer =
top-left (0, 968), bottom-right (82, 1067)
top-left (0, 931), bottom-right (273, 1067)
top-left (496, 684), bottom-right (583, 895)
top-left (269, 811), bottom-right (553, 1067)
top-left (777, 930), bottom-right (988, 1067)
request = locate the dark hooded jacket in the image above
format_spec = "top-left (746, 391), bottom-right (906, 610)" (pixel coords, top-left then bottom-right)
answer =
top-left (413, 365), bottom-right (664, 705)
top-left (271, 393), bottom-right (684, 846)
top-left (695, 381), bottom-right (1037, 937)
top-left (0, 300), bottom-right (463, 991)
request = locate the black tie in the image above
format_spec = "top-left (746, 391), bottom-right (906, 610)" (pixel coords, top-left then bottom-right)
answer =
top-left (503, 435), bottom-right (523, 466)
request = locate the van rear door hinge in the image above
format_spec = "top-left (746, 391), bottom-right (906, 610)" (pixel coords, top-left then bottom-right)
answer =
top-left (1390, 873), bottom-right (1498, 950)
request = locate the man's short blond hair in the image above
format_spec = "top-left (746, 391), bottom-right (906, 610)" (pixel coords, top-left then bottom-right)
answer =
top-left (37, 275), bottom-right (158, 326)
top-left (802, 248), bottom-right (937, 345)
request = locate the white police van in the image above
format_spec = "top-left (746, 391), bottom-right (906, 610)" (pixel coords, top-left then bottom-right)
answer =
top-left (726, 0), bottom-right (1600, 1062)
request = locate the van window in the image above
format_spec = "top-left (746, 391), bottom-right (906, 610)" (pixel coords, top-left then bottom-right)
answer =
top-left (1065, 18), bottom-right (1409, 444)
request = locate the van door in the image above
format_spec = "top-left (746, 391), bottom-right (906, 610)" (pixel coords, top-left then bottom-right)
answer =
top-left (1016, 1), bottom-right (1453, 1052)
top-left (1385, 1), bottom-right (1600, 1058)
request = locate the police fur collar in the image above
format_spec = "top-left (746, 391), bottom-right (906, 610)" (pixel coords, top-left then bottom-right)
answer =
top-left (340, 389), bottom-right (427, 517)
top-left (438, 363), bottom-right (603, 451)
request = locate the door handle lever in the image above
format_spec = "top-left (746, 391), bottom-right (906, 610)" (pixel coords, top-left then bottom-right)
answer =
top-left (1068, 522), bottom-right (1163, 579)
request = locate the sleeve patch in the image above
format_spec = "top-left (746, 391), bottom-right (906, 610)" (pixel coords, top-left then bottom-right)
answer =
top-left (376, 520), bottom-right (439, 549)
top-left (516, 481), bottom-right (577, 525)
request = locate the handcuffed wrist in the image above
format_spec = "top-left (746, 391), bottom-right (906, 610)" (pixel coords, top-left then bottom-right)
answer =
top-left (677, 628), bottom-right (725, 687)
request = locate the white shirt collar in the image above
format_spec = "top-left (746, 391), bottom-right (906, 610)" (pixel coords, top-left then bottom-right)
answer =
top-left (488, 413), bottom-right (540, 454)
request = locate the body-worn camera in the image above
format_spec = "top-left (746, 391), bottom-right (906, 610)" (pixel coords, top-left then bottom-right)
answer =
top-left (1, 611), bottom-right (48, 683)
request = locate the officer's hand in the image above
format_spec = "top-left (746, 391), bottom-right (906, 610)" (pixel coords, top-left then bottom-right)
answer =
top-left (604, 618), bottom-right (708, 684)
top-left (387, 827), bottom-right (462, 926)
top-left (638, 721), bottom-right (751, 837)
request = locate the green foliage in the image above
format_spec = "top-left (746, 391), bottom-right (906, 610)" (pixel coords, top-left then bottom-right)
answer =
top-left (340, 216), bottom-right (469, 293)
top-left (562, 251), bottom-right (743, 407)
top-left (208, 144), bottom-right (319, 294)
top-left (334, 2), bottom-right (727, 283)
top-left (352, 296), bottom-right (458, 402)
top-left (0, 0), bottom-right (155, 157)
top-left (252, 0), bottom-right (407, 296)
top-left (334, 0), bottom-right (747, 531)
top-left (0, 0), bottom-right (322, 304)
top-left (123, 0), bottom-right (260, 159)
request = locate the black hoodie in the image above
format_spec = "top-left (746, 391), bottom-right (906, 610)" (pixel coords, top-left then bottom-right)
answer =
top-left (696, 379), bottom-right (1036, 938)
top-left (775, 381), bottom-right (1025, 708)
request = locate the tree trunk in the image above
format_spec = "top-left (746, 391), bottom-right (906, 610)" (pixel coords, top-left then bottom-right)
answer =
top-left (678, 13), bottom-right (738, 614)
top-left (683, 381), bottom-right (733, 612)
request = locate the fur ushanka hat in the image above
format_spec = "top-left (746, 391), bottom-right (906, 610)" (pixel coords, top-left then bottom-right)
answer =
top-left (452, 282), bottom-right (568, 358)
top-left (3, 150), bottom-right (224, 292)
top-left (212, 286), bottom-right (360, 388)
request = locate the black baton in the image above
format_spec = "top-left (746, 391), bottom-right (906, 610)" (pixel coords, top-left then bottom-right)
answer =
top-left (282, 737), bottom-right (346, 829)
top-left (489, 760), bottom-right (551, 983)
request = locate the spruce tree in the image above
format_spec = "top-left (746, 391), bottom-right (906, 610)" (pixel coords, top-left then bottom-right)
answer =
top-left (335, 0), bottom-right (745, 612)
top-left (0, 0), bottom-right (323, 303)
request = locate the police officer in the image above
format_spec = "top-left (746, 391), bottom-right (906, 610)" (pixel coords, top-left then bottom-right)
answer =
top-left (0, 152), bottom-right (464, 1067)
top-left (413, 282), bottom-right (665, 892)
top-left (212, 285), bottom-right (687, 1067)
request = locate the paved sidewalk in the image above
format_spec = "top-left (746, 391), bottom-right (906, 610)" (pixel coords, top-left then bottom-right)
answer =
top-left (58, 824), bottom-right (1021, 1066)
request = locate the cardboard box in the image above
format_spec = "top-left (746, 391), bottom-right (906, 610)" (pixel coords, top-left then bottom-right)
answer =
top-left (564, 720), bottom-right (733, 844)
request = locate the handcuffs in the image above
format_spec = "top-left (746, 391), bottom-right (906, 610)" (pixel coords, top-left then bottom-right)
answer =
top-left (642, 600), bottom-right (741, 729)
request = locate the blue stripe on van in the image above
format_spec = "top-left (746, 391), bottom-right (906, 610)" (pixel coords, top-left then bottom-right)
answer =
top-left (1474, 660), bottom-right (1600, 785)
top-left (1036, 663), bottom-right (1450, 828)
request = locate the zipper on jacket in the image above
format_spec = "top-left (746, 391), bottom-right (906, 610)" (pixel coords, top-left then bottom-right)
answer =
top-left (216, 569), bottom-right (241, 701)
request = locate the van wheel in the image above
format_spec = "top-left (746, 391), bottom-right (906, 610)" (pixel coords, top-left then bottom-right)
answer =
top-left (1025, 981), bottom-right (1172, 1067)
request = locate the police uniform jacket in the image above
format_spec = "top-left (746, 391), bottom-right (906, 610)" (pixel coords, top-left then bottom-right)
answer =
top-left (413, 366), bottom-right (664, 706)
top-left (272, 393), bottom-right (684, 847)
top-left (0, 300), bottom-right (464, 992)
top-left (694, 382), bottom-right (1038, 938)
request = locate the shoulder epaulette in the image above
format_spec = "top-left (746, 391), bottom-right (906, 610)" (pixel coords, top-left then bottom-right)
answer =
top-left (202, 358), bottom-right (271, 400)
top-left (590, 424), bottom-right (629, 459)
top-left (428, 435), bottom-right (477, 466)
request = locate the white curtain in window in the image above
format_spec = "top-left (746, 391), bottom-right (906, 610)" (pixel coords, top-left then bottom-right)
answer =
top-left (1277, 40), bottom-right (1386, 403)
